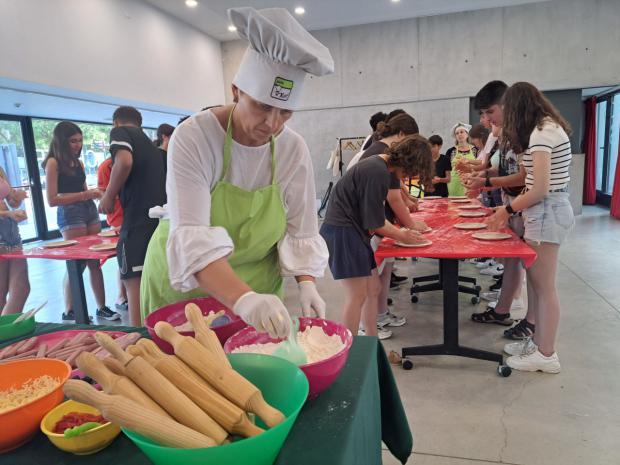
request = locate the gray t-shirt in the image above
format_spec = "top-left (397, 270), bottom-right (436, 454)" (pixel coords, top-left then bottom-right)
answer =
top-left (324, 156), bottom-right (391, 243)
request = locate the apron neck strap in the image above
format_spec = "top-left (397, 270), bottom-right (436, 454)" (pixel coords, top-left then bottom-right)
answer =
top-left (223, 105), bottom-right (277, 185)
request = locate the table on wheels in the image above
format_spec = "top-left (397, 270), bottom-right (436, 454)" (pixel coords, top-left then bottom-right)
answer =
top-left (0, 234), bottom-right (118, 324)
top-left (0, 323), bottom-right (413, 465)
top-left (375, 198), bottom-right (537, 376)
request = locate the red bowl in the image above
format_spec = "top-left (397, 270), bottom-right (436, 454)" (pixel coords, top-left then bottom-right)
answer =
top-left (144, 297), bottom-right (247, 355)
top-left (224, 317), bottom-right (353, 399)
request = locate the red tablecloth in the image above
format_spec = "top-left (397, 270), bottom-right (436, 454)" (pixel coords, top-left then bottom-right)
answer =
top-left (376, 198), bottom-right (537, 267)
top-left (0, 233), bottom-right (117, 265)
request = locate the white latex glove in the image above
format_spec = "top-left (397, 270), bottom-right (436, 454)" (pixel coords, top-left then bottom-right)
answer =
top-left (233, 291), bottom-right (291, 339)
top-left (298, 281), bottom-right (326, 319)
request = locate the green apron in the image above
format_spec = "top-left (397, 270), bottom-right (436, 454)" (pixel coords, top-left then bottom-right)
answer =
top-left (447, 145), bottom-right (476, 197)
top-left (140, 107), bottom-right (287, 322)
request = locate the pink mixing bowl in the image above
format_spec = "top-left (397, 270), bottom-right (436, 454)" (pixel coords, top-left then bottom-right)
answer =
top-left (144, 297), bottom-right (247, 355)
top-left (224, 317), bottom-right (353, 399)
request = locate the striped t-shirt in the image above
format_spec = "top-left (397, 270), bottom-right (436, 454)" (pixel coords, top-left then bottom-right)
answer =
top-left (523, 119), bottom-right (571, 191)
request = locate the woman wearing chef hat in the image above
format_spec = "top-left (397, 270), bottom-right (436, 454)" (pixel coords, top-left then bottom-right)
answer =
top-left (446, 122), bottom-right (477, 197)
top-left (139, 7), bottom-right (333, 338)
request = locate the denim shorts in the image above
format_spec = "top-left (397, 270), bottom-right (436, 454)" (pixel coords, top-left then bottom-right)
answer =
top-left (57, 200), bottom-right (100, 232)
top-left (0, 217), bottom-right (22, 248)
top-left (320, 224), bottom-right (376, 280)
top-left (523, 192), bottom-right (574, 245)
top-left (502, 192), bottom-right (525, 238)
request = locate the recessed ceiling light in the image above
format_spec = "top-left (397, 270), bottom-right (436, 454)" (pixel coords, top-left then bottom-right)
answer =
top-left (391, 0), bottom-right (400, 3)
top-left (294, 6), bottom-right (305, 15)
top-left (185, 0), bottom-right (198, 7)
top-left (228, 25), bottom-right (237, 32)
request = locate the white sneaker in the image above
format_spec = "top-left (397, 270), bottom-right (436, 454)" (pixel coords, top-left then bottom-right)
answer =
top-left (506, 349), bottom-right (561, 373)
top-left (377, 311), bottom-right (406, 327)
top-left (488, 298), bottom-right (524, 311)
top-left (476, 259), bottom-right (496, 268)
top-left (480, 264), bottom-right (504, 276)
top-left (481, 291), bottom-right (499, 302)
top-left (358, 328), bottom-right (393, 340)
top-left (504, 338), bottom-right (537, 356)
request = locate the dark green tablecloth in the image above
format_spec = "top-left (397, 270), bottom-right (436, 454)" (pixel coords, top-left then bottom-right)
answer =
top-left (1, 324), bottom-right (412, 465)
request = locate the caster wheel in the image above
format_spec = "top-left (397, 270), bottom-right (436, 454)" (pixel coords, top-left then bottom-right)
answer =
top-left (498, 365), bottom-right (512, 377)
top-left (471, 296), bottom-right (480, 304)
top-left (402, 358), bottom-right (413, 370)
top-left (411, 295), bottom-right (419, 303)
top-left (475, 285), bottom-right (482, 292)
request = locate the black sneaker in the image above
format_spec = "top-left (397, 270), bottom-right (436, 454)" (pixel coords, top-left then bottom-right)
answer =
top-left (490, 277), bottom-right (503, 291)
top-left (387, 298), bottom-right (393, 306)
top-left (62, 309), bottom-right (93, 322)
top-left (96, 306), bottom-right (121, 321)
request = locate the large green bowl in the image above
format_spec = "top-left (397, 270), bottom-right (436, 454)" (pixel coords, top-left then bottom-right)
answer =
top-left (0, 313), bottom-right (35, 343)
top-left (123, 353), bottom-right (309, 465)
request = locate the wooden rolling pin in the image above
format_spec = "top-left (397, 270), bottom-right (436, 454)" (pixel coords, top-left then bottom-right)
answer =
top-left (154, 322), bottom-right (285, 428)
top-left (129, 339), bottom-right (264, 438)
top-left (94, 332), bottom-right (222, 441)
top-left (102, 356), bottom-right (126, 376)
top-left (185, 303), bottom-right (230, 367)
top-left (76, 352), bottom-right (171, 418)
top-left (63, 380), bottom-right (215, 448)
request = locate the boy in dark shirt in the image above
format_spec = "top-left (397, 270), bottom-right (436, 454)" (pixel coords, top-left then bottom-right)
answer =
top-left (99, 106), bottom-right (166, 325)
top-left (428, 135), bottom-right (450, 197)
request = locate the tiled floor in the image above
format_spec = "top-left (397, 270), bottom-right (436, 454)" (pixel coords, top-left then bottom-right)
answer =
top-left (20, 205), bottom-right (620, 465)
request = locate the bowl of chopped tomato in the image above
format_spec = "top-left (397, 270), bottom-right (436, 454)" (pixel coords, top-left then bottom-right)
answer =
top-left (40, 399), bottom-right (120, 455)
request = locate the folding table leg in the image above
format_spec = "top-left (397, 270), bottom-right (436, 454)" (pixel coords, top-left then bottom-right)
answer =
top-left (66, 259), bottom-right (89, 325)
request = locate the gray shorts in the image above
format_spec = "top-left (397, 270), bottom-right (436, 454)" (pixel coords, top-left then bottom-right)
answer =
top-left (523, 192), bottom-right (574, 245)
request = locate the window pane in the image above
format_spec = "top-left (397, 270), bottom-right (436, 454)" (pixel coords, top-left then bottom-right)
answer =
top-left (608, 95), bottom-right (620, 195)
top-left (596, 101), bottom-right (607, 191)
top-left (0, 120), bottom-right (37, 241)
top-left (33, 119), bottom-right (113, 231)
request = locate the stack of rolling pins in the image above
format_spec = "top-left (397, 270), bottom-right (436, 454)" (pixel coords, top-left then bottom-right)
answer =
top-left (64, 304), bottom-right (285, 448)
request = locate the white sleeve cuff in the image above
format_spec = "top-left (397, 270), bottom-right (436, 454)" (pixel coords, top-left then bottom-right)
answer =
top-left (278, 233), bottom-right (329, 278)
top-left (167, 225), bottom-right (234, 292)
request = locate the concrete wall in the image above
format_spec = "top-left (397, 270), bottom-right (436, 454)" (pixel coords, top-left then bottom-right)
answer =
top-left (0, 0), bottom-right (225, 113)
top-left (221, 0), bottom-right (620, 199)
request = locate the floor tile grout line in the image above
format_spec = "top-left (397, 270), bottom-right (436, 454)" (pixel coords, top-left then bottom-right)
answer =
top-left (410, 450), bottom-right (523, 465)
top-left (558, 259), bottom-right (620, 315)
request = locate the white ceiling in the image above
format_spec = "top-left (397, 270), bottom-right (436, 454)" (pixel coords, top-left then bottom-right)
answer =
top-left (144, 0), bottom-right (549, 41)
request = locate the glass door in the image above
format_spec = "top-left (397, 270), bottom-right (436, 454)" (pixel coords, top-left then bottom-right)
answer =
top-left (0, 116), bottom-right (43, 241)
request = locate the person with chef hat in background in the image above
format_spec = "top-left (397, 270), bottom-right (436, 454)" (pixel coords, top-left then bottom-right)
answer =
top-left (139, 7), bottom-right (333, 338)
top-left (445, 122), bottom-right (477, 197)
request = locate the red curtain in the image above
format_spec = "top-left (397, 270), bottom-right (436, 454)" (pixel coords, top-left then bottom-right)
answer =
top-left (610, 133), bottom-right (620, 219)
top-left (583, 97), bottom-right (597, 205)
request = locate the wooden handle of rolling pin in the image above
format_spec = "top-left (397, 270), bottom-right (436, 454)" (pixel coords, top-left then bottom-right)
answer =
top-left (76, 352), bottom-right (171, 418)
top-left (94, 332), bottom-right (226, 441)
top-left (102, 356), bottom-right (126, 376)
top-left (154, 321), bottom-right (285, 428)
top-left (63, 380), bottom-right (215, 448)
top-left (131, 339), bottom-right (264, 437)
top-left (185, 304), bottom-right (230, 367)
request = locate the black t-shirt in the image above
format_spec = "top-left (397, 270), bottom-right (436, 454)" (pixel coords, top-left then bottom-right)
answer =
top-left (324, 156), bottom-right (391, 243)
top-left (359, 141), bottom-right (400, 223)
top-left (158, 148), bottom-right (167, 175)
top-left (497, 146), bottom-right (524, 197)
top-left (432, 154), bottom-right (450, 197)
top-left (109, 126), bottom-right (167, 231)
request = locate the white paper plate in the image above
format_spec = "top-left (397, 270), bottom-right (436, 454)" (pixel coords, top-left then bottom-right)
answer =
top-left (395, 239), bottom-right (433, 248)
top-left (454, 222), bottom-right (487, 230)
top-left (42, 240), bottom-right (78, 249)
top-left (450, 196), bottom-right (468, 199)
top-left (451, 199), bottom-right (471, 204)
top-left (472, 232), bottom-right (512, 241)
top-left (423, 196), bottom-right (441, 199)
top-left (98, 230), bottom-right (119, 237)
top-left (458, 205), bottom-right (480, 210)
top-left (458, 211), bottom-right (486, 218)
top-left (89, 243), bottom-right (118, 251)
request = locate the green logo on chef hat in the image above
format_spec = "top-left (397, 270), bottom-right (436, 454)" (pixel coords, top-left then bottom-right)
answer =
top-left (271, 77), bottom-right (294, 101)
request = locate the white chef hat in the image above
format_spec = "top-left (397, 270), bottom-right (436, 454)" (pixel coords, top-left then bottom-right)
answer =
top-left (451, 122), bottom-right (472, 137)
top-left (229, 7), bottom-right (334, 111)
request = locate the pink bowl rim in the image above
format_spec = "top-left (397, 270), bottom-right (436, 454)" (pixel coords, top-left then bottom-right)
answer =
top-left (225, 317), bottom-right (353, 369)
top-left (0, 359), bottom-right (72, 416)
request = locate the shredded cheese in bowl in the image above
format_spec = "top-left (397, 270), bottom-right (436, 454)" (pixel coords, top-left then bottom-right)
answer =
top-left (0, 375), bottom-right (60, 414)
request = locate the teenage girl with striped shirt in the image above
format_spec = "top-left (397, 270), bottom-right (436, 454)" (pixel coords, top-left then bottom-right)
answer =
top-left (487, 82), bottom-right (574, 374)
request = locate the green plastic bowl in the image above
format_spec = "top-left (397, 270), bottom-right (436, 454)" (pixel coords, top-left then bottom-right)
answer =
top-left (0, 313), bottom-right (36, 343)
top-left (123, 353), bottom-right (309, 465)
